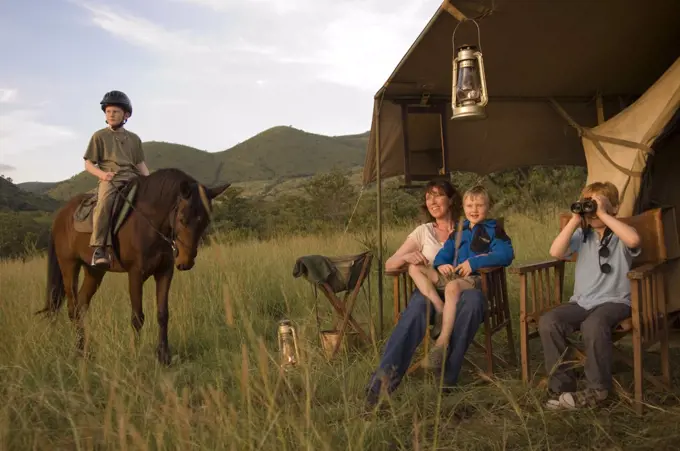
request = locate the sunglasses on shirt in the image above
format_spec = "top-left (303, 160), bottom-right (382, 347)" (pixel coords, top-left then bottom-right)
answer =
top-left (598, 228), bottom-right (614, 274)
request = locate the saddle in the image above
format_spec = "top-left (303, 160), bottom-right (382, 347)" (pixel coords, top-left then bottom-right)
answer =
top-left (73, 181), bottom-right (139, 235)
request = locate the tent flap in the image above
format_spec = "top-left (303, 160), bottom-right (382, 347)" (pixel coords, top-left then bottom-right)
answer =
top-left (583, 58), bottom-right (680, 217)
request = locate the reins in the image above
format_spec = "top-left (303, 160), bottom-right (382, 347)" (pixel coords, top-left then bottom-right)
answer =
top-left (109, 179), bottom-right (185, 256)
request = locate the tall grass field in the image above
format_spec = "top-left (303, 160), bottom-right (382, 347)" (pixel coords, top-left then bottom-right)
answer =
top-left (1, 211), bottom-right (679, 450)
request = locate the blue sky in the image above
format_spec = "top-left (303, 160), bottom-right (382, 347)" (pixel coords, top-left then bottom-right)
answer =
top-left (0, 0), bottom-right (435, 183)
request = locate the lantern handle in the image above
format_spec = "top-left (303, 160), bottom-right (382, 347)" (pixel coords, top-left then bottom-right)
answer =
top-left (451, 18), bottom-right (482, 55)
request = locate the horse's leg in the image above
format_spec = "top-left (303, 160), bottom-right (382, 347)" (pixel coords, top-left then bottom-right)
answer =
top-left (75, 265), bottom-right (106, 355)
top-left (128, 271), bottom-right (147, 344)
top-left (154, 267), bottom-right (174, 366)
top-left (60, 258), bottom-right (84, 352)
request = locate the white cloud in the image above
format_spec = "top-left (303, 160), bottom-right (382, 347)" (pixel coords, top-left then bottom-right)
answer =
top-left (313, 1), bottom-right (435, 90)
top-left (171, 0), bottom-right (315, 14)
top-left (76, 2), bottom-right (211, 54)
top-left (76, 0), bottom-right (435, 93)
top-left (0, 110), bottom-right (77, 145)
top-left (0, 89), bottom-right (18, 103)
top-left (0, 90), bottom-right (84, 182)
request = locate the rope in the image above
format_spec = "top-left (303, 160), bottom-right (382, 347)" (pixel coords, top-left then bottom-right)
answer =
top-left (343, 186), bottom-right (365, 235)
top-left (548, 98), bottom-right (651, 178)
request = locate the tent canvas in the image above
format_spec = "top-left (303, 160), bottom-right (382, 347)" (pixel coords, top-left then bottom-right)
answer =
top-left (362, 0), bottom-right (680, 314)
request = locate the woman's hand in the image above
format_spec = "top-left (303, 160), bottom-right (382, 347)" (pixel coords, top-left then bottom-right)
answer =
top-left (403, 251), bottom-right (428, 266)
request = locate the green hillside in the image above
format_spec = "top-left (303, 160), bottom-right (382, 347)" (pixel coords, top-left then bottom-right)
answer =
top-left (210, 126), bottom-right (367, 183)
top-left (43, 126), bottom-right (369, 201)
top-left (16, 181), bottom-right (58, 194)
top-left (0, 177), bottom-right (62, 212)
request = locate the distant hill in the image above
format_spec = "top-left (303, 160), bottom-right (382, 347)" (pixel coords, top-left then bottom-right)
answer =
top-left (16, 181), bottom-right (58, 194)
top-left (40, 126), bottom-right (369, 201)
top-left (0, 177), bottom-right (62, 212)
top-left (210, 126), bottom-right (367, 182)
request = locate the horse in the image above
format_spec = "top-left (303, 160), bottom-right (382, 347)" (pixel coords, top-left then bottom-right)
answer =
top-left (35, 167), bottom-right (230, 365)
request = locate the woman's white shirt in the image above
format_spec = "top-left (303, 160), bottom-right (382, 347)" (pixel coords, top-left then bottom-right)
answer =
top-left (406, 223), bottom-right (446, 266)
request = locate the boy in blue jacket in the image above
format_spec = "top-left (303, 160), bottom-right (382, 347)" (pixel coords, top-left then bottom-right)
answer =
top-left (422, 185), bottom-right (514, 369)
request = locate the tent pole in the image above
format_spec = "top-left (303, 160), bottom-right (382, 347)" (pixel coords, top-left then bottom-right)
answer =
top-left (375, 97), bottom-right (384, 341)
top-left (595, 91), bottom-right (605, 125)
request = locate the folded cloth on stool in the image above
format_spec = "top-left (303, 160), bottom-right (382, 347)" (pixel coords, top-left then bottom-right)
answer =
top-left (293, 255), bottom-right (345, 292)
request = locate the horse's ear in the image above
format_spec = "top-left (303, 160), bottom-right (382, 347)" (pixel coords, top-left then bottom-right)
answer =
top-left (207, 182), bottom-right (231, 199)
top-left (180, 180), bottom-right (194, 199)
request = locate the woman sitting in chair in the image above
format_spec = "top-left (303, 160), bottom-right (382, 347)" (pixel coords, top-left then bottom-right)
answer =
top-left (365, 179), bottom-right (486, 408)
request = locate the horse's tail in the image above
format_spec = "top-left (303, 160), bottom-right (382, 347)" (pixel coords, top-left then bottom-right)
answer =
top-left (35, 232), bottom-right (65, 316)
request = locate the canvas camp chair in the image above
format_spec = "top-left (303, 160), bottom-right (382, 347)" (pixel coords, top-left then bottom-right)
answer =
top-left (387, 218), bottom-right (517, 377)
top-left (509, 207), bottom-right (675, 415)
top-left (293, 251), bottom-right (374, 359)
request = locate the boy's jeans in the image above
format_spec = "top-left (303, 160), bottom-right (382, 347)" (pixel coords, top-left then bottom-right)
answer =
top-left (366, 288), bottom-right (485, 401)
top-left (538, 301), bottom-right (631, 393)
top-left (90, 172), bottom-right (137, 247)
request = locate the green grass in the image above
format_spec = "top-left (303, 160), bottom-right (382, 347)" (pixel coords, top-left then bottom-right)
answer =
top-left (1, 211), bottom-right (679, 450)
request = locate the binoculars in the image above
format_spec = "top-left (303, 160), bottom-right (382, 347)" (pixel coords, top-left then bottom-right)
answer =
top-left (570, 197), bottom-right (597, 215)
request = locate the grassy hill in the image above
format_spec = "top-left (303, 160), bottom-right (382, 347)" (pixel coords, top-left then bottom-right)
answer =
top-left (1, 177), bottom-right (61, 258)
top-left (210, 126), bottom-right (367, 183)
top-left (0, 177), bottom-right (62, 212)
top-left (42, 126), bottom-right (369, 201)
top-left (16, 181), bottom-right (58, 195)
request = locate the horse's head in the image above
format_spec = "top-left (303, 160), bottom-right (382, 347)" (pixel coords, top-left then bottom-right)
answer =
top-left (173, 180), bottom-right (230, 270)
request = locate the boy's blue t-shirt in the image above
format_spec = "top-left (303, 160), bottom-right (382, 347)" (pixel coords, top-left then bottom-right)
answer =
top-left (433, 218), bottom-right (514, 274)
top-left (565, 227), bottom-right (641, 310)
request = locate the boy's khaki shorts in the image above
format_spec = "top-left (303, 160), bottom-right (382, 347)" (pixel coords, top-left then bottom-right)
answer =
top-left (435, 272), bottom-right (482, 292)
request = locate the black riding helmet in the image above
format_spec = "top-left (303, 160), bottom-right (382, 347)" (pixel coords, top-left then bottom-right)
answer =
top-left (100, 90), bottom-right (132, 116)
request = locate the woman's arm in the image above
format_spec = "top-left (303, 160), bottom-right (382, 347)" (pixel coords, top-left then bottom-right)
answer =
top-left (385, 238), bottom-right (421, 271)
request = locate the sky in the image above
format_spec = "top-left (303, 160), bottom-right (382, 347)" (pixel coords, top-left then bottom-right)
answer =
top-left (0, 0), bottom-right (437, 183)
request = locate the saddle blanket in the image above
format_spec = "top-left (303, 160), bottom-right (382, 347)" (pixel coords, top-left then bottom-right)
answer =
top-left (73, 182), bottom-right (138, 234)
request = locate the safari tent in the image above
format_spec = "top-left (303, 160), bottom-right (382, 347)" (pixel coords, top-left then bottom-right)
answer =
top-left (362, 0), bottom-right (680, 312)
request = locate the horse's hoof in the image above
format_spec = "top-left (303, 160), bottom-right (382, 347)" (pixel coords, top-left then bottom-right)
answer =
top-left (156, 347), bottom-right (172, 366)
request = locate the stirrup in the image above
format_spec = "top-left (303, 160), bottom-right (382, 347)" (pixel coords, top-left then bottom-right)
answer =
top-left (91, 248), bottom-right (110, 267)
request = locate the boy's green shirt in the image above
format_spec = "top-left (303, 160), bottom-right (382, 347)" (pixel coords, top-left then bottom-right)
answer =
top-left (83, 127), bottom-right (145, 175)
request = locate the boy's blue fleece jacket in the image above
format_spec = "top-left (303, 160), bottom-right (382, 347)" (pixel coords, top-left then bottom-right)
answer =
top-left (433, 218), bottom-right (514, 273)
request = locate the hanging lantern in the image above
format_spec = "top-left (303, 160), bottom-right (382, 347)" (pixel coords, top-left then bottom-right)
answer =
top-left (451, 20), bottom-right (488, 120)
top-left (277, 319), bottom-right (300, 370)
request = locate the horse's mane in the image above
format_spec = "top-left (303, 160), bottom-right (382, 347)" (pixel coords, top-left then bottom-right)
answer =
top-left (134, 168), bottom-right (201, 214)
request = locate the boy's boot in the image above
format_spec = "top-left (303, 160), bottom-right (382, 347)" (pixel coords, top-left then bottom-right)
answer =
top-left (92, 246), bottom-right (110, 267)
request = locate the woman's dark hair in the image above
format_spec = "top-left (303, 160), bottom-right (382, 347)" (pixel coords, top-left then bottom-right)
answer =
top-left (419, 178), bottom-right (462, 223)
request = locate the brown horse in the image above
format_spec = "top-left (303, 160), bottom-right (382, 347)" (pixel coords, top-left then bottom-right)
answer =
top-left (36, 168), bottom-right (230, 365)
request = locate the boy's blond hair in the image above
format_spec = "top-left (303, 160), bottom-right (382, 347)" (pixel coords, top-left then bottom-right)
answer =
top-left (463, 185), bottom-right (490, 206)
top-left (581, 181), bottom-right (619, 210)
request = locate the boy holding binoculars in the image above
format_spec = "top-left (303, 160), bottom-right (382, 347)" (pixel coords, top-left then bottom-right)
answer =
top-left (539, 181), bottom-right (641, 410)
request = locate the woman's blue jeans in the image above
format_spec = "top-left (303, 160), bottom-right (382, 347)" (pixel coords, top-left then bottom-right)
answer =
top-left (366, 288), bottom-right (485, 402)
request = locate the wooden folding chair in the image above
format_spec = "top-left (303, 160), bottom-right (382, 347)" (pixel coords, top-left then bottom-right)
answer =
top-left (387, 219), bottom-right (517, 377)
top-left (293, 251), bottom-right (374, 359)
top-left (509, 207), bottom-right (674, 414)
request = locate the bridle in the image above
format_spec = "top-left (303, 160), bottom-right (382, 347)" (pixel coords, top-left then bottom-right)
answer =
top-left (110, 180), bottom-right (212, 259)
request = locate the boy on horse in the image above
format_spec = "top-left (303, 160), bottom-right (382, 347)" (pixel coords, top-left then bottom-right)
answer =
top-left (83, 90), bottom-right (150, 267)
